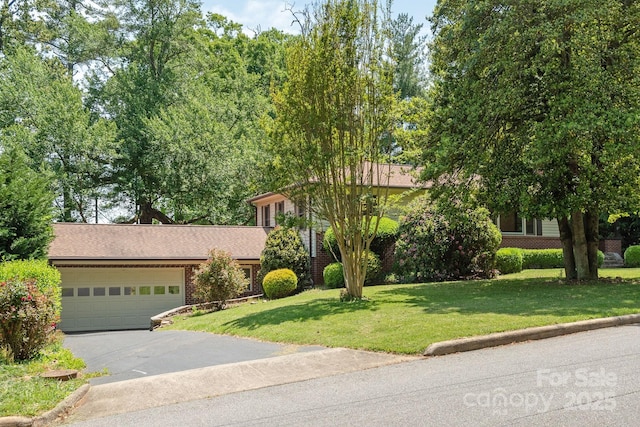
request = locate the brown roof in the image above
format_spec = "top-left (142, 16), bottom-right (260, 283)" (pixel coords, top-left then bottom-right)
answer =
top-left (49, 223), bottom-right (270, 261)
top-left (248, 163), bottom-right (425, 203)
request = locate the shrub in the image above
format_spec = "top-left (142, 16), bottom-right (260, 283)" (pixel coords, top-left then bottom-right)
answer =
top-left (521, 249), bottom-right (564, 269)
top-left (624, 245), bottom-right (640, 267)
top-left (0, 278), bottom-right (59, 361)
top-left (0, 260), bottom-right (62, 312)
top-left (259, 227), bottom-right (310, 291)
top-left (394, 197), bottom-right (502, 282)
top-left (262, 268), bottom-right (298, 299)
top-left (194, 249), bottom-right (248, 308)
top-left (323, 263), bottom-right (344, 289)
top-left (364, 250), bottom-right (382, 285)
top-left (496, 248), bottom-right (524, 274)
top-left (0, 260), bottom-right (61, 361)
top-left (323, 217), bottom-right (399, 261)
top-left (520, 249), bottom-right (605, 269)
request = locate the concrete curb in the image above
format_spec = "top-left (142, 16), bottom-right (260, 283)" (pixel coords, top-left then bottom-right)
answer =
top-left (0, 384), bottom-right (90, 427)
top-left (424, 313), bottom-right (640, 356)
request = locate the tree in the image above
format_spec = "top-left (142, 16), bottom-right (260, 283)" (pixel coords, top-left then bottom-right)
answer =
top-left (0, 145), bottom-right (54, 260)
top-left (270, 0), bottom-right (397, 299)
top-left (390, 13), bottom-right (426, 99)
top-left (425, 0), bottom-right (640, 280)
top-left (0, 46), bottom-right (117, 222)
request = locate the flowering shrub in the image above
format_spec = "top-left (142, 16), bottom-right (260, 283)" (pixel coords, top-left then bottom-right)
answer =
top-left (194, 249), bottom-right (248, 308)
top-left (394, 197), bottom-right (502, 282)
top-left (262, 268), bottom-right (298, 299)
top-left (0, 279), bottom-right (59, 361)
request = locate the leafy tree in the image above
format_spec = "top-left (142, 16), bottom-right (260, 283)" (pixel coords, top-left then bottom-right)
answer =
top-left (270, 0), bottom-right (397, 299)
top-left (0, 145), bottom-right (54, 260)
top-left (390, 12), bottom-right (427, 99)
top-left (0, 46), bottom-right (117, 222)
top-left (425, 0), bottom-right (640, 280)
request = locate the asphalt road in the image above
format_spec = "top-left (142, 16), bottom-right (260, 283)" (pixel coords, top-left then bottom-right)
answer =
top-left (63, 330), bottom-right (325, 385)
top-left (65, 324), bottom-right (640, 426)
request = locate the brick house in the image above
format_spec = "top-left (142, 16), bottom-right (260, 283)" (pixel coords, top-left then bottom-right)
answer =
top-left (49, 223), bottom-right (269, 332)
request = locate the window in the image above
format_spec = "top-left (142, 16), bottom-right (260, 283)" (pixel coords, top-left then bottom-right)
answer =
top-left (77, 287), bottom-right (90, 297)
top-left (262, 205), bottom-right (271, 227)
top-left (168, 286), bottom-right (180, 295)
top-left (499, 211), bottom-right (523, 233)
top-left (296, 201), bottom-right (306, 218)
top-left (275, 201), bottom-right (285, 225)
top-left (109, 287), bottom-right (121, 296)
top-left (154, 286), bottom-right (165, 295)
top-left (242, 267), bottom-right (252, 291)
top-left (124, 286), bottom-right (136, 296)
top-left (139, 286), bottom-right (151, 295)
top-left (93, 287), bottom-right (106, 296)
top-left (62, 288), bottom-right (74, 297)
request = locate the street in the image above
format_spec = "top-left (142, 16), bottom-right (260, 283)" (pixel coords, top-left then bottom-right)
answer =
top-left (65, 324), bottom-right (640, 426)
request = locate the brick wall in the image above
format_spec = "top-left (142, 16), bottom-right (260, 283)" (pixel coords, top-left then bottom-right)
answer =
top-left (500, 236), bottom-right (563, 250)
top-left (312, 232), bottom-right (333, 286)
top-left (599, 239), bottom-right (622, 256)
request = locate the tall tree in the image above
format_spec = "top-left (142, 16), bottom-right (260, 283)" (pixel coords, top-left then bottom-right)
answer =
top-left (425, 0), bottom-right (640, 280)
top-left (0, 47), bottom-right (117, 222)
top-left (0, 145), bottom-right (54, 260)
top-left (390, 12), bottom-right (426, 99)
top-left (270, 0), bottom-right (397, 299)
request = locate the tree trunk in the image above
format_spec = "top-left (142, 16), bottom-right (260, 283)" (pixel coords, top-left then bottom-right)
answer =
top-left (585, 208), bottom-right (599, 280)
top-left (558, 217), bottom-right (577, 280)
top-left (570, 211), bottom-right (590, 280)
top-left (62, 183), bottom-right (73, 222)
top-left (138, 201), bottom-right (174, 224)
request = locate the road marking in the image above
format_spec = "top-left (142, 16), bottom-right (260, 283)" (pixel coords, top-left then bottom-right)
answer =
top-left (132, 369), bottom-right (147, 375)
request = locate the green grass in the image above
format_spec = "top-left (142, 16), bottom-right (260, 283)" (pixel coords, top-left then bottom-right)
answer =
top-left (166, 268), bottom-right (640, 355)
top-left (0, 332), bottom-right (87, 417)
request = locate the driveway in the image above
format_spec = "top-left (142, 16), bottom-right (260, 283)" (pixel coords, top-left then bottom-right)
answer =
top-left (64, 330), bottom-right (325, 385)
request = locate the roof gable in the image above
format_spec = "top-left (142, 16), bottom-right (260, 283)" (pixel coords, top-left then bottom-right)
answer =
top-left (49, 223), bottom-right (269, 261)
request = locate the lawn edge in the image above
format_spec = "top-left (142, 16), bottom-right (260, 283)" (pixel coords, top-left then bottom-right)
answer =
top-left (424, 313), bottom-right (640, 356)
top-left (0, 383), bottom-right (90, 427)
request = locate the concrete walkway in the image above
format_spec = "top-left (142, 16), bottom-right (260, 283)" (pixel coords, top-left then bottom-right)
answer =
top-left (61, 348), bottom-right (415, 425)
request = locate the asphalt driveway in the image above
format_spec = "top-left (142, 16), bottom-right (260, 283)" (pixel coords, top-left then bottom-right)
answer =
top-left (64, 330), bottom-right (325, 385)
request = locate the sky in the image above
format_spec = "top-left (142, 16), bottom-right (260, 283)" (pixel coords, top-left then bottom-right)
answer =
top-left (199, 0), bottom-right (438, 36)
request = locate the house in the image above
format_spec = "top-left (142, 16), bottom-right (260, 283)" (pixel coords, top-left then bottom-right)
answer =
top-left (248, 164), bottom-right (579, 284)
top-left (49, 223), bottom-right (269, 332)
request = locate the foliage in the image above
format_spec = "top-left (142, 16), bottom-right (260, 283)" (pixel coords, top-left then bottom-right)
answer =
top-left (363, 250), bottom-right (382, 285)
top-left (520, 249), bottom-right (604, 269)
top-left (0, 331), bottom-right (86, 417)
top-left (167, 269), bottom-right (640, 354)
top-left (258, 226), bottom-right (310, 291)
top-left (394, 197), bottom-right (502, 282)
top-left (624, 246), bottom-right (640, 268)
top-left (496, 248), bottom-right (524, 275)
top-left (390, 13), bottom-right (427, 99)
top-left (322, 217), bottom-right (399, 261)
top-left (426, 0), bottom-right (640, 280)
top-left (0, 260), bottom-right (62, 312)
top-left (269, 0), bottom-right (397, 299)
top-left (323, 262), bottom-right (344, 289)
top-left (0, 278), bottom-right (59, 361)
top-left (0, 146), bottom-right (54, 260)
top-left (193, 249), bottom-right (248, 308)
top-left (0, 46), bottom-right (117, 223)
top-left (262, 268), bottom-right (297, 300)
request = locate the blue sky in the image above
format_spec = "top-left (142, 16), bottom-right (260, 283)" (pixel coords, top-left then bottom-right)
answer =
top-left (199, 0), bottom-right (438, 35)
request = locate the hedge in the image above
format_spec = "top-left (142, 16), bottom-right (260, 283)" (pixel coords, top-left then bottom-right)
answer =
top-left (496, 248), bottom-right (524, 274)
top-left (624, 245), bottom-right (640, 267)
top-left (498, 248), bottom-right (605, 270)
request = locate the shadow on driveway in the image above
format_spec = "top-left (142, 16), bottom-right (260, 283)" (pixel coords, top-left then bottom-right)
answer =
top-left (64, 330), bottom-right (325, 385)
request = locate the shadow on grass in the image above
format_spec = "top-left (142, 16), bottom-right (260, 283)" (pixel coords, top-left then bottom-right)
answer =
top-left (222, 296), bottom-right (379, 331)
top-left (375, 278), bottom-right (640, 318)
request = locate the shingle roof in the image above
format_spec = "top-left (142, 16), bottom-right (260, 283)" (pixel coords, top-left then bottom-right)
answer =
top-left (49, 223), bottom-right (269, 261)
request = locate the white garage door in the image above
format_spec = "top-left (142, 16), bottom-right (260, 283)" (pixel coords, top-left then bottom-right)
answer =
top-left (58, 268), bottom-right (185, 332)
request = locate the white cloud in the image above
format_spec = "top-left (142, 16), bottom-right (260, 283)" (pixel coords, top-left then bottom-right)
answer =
top-left (202, 0), bottom-right (300, 36)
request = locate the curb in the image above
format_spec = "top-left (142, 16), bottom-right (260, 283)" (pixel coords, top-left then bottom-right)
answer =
top-left (0, 384), bottom-right (90, 427)
top-left (424, 313), bottom-right (640, 356)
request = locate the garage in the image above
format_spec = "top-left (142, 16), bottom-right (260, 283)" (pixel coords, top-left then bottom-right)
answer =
top-left (58, 268), bottom-right (184, 332)
top-left (48, 223), bottom-right (269, 332)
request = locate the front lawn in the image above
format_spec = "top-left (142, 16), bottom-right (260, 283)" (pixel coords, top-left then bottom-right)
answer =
top-left (166, 268), bottom-right (640, 354)
top-left (0, 333), bottom-right (86, 417)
